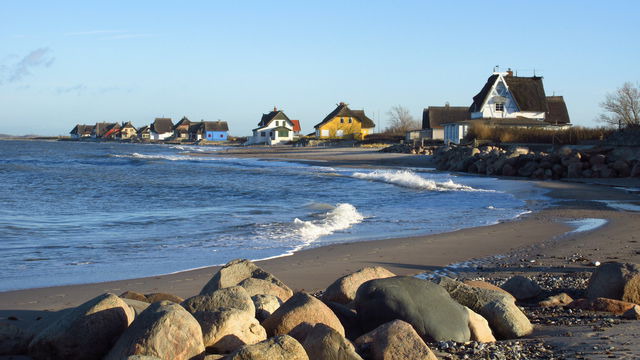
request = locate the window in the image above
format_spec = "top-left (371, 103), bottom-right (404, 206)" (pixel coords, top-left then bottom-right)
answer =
top-left (340, 118), bottom-right (344, 123)
top-left (261, 132), bottom-right (266, 137)
top-left (348, 118), bottom-right (352, 123)
top-left (336, 130), bottom-right (344, 137)
top-left (278, 129), bottom-right (289, 137)
top-left (495, 103), bottom-right (504, 112)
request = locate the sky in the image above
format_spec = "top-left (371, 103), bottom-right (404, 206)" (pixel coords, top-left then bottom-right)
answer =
top-left (1, 1), bottom-right (639, 136)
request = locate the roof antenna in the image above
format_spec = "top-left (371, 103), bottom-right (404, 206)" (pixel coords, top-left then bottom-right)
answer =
top-left (493, 65), bottom-right (500, 72)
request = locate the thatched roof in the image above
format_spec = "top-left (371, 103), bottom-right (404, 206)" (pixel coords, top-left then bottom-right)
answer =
top-left (422, 106), bottom-right (470, 129)
top-left (151, 118), bottom-right (174, 134)
top-left (314, 103), bottom-right (375, 129)
top-left (174, 117), bottom-right (191, 129)
top-left (70, 124), bottom-right (94, 135)
top-left (203, 121), bottom-right (229, 132)
top-left (121, 122), bottom-right (136, 130)
top-left (93, 122), bottom-right (119, 137)
top-left (470, 74), bottom-right (548, 113)
top-left (545, 96), bottom-right (571, 125)
top-left (258, 109), bottom-right (291, 127)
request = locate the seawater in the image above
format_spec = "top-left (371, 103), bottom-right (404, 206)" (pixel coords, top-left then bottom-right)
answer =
top-left (0, 140), bottom-right (536, 291)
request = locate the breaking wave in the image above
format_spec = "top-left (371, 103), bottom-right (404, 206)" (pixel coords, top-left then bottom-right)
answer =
top-left (293, 203), bottom-right (364, 243)
top-left (351, 170), bottom-right (478, 191)
top-left (112, 153), bottom-right (218, 162)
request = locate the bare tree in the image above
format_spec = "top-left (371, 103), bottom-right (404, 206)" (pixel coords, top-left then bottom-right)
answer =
top-left (385, 105), bottom-right (419, 135)
top-left (599, 82), bottom-right (640, 129)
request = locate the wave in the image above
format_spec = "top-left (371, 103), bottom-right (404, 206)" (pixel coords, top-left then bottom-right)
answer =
top-left (293, 203), bottom-right (364, 243)
top-left (351, 170), bottom-right (478, 191)
top-left (112, 152), bottom-right (221, 162)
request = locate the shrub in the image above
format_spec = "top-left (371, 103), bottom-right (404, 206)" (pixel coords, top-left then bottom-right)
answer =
top-left (464, 124), bottom-right (613, 145)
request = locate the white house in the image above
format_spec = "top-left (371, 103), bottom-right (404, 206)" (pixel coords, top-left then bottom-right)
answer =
top-left (247, 107), bottom-right (295, 145)
top-left (150, 118), bottom-right (174, 140)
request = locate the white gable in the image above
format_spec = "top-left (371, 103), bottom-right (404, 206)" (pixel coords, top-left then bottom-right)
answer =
top-left (471, 73), bottom-right (546, 121)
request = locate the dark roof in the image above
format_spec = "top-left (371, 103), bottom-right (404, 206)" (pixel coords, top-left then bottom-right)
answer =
top-left (469, 74), bottom-right (548, 113)
top-left (258, 109), bottom-right (291, 127)
top-left (545, 96), bottom-right (571, 125)
top-left (93, 122), bottom-right (119, 137)
top-left (151, 118), bottom-right (174, 134)
top-left (70, 124), bottom-right (94, 135)
top-left (291, 120), bottom-right (301, 132)
top-left (138, 125), bottom-right (150, 132)
top-left (203, 121), bottom-right (229, 132)
top-left (422, 106), bottom-right (470, 129)
top-left (121, 122), bottom-right (136, 130)
top-left (174, 117), bottom-right (191, 129)
top-left (314, 103), bottom-right (375, 129)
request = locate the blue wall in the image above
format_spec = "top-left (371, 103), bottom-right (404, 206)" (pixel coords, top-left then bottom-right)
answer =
top-left (205, 131), bottom-right (228, 141)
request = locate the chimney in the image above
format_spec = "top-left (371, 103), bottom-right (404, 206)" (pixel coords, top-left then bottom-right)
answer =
top-left (273, 106), bottom-right (277, 112)
top-left (506, 68), bottom-right (513, 77)
top-left (339, 102), bottom-right (346, 106)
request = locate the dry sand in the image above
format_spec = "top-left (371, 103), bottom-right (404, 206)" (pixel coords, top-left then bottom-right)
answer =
top-left (2, 146), bottom-right (640, 359)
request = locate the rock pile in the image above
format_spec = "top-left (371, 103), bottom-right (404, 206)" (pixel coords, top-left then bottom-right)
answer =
top-left (433, 145), bottom-right (640, 179)
top-left (380, 143), bottom-right (439, 155)
top-left (5, 260), bottom-right (640, 359)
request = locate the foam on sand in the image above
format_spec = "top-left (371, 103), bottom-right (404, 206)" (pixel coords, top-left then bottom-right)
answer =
top-left (351, 170), bottom-right (478, 191)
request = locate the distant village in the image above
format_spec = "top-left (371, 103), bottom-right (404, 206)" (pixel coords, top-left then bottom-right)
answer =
top-left (70, 68), bottom-right (571, 146)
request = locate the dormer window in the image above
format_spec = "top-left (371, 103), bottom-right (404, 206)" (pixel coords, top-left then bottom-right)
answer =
top-left (495, 103), bottom-right (504, 112)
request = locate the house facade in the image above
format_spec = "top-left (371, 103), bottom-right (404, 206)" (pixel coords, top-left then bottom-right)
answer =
top-left (174, 117), bottom-right (191, 139)
top-left (137, 125), bottom-right (151, 140)
top-left (314, 102), bottom-right (375, 140)
top-left (421, 105), bottom-right (470, 140)
top-left (150, 118), bottom-right (174, 140)
top-left (118, 122), bottom-right (137, 140)
top-left (247, 107), bottom-right (295, 145)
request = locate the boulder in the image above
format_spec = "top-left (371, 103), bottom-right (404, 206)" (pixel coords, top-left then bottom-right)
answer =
top-left (239, 278), bottom-right (293, 302)
top-left (590, 154), bottom-right (606, 166)
top-left (302, 323), bottom-right (363, 360)
top-left (226, 335), bottom-right (309, 360)
top-left (252, 294), bottom-right (283, 322)
top-left (586, 262), bottom-right (640, 304)
top-left (201, 259), bottom-right (292, 298)
top-left (122, 298), bottom-right (151, 317)
top-left (433, 276), bottom-right (533, 339)
top-left (120, 290), bottom-right (150, 303)
top-left (262, 292), bottom-right (344, 342)
top-left (502, 163), bottom-right (517, 177)
top-left (631, 162), bottom-right (640, 177)
top-left (324, 301), bottom-right (363, 341)
top-left (145, 292), bottom-right (184, 304)
top-left (465, 307), bottom-right (495, 343)
top-left (28, 293), bottom-right (134, 360)
top-left (323, 266), bottom-right (396, 305)
top-left (538, 293), bottom-right (574, 307)
top-left (354, 320), bottom-right (437, 360)
top-left (611, 160), bottom-right (631, 177)
top-left (569, 298), bottom-right (637, 315)
top-left (194, 307), bottom-right (266, 353)
top-left (355, 276), bottom-right (470, 342)
top-left (182, 286), bottom-right (255, 316)
top-left (0, 322), bottom-right (32, 355)
top-left (622, 305), bottom-right (640, 320)
top-left (567, 162), bottom-right (583, 178)
top-left (500, 276), bottom-right (542, 300)
top-left (463, 280), bottom-right (514, 299)
top-left (105, 301), bottom-right (204, 360)
top-left (517, 161), bottom-right (538, 177)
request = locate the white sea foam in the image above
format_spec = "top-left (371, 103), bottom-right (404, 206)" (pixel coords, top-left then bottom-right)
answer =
top-left (351, 170), bottom-right (478, 191)
top-left (565, 218), bottom-right (608, 234)
top-left (113, 152), bottom-right (222, 162)
top-left (293, 203), bottom-right (364, 243)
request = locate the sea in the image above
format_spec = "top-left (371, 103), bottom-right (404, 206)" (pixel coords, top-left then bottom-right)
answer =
top-left (0, 140), bottom-right (541, 291)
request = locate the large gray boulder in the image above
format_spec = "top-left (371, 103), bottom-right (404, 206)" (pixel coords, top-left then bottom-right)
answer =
top-left (432, 276), bottom-right (533, 339)
top-left (201, 259), bottom-right (292, 299)
top-left (194, 307), bottom-right (266, 353)
top-left (500, 275), bottom-right (542, 300)
top-left (239, 278), bottom-right (293, 302)
top-left (302, 323), bottom-right (363, 360)
top-left (354, 276), bottom-right (470, 342)
top-left (1, 322), bottom-right (32, 355)
top-left (182, 286), bottom-right (255, 316)
top-left (226, 335), bottom-right (309, 360)
top-left (586, 262), bottom-right (640, 304)
top-left (105, 301), bottom-right (204, 360)
top-left (28, 293), bottom-right (134, 360)
top-left (262, 292), bottom-right (345, 342)
top-left (252, 294), bottom-right (283, 322)
top-left (354, 320), bottom-right (437, 360)
top-left (322, 266), bottom-right (396, 305)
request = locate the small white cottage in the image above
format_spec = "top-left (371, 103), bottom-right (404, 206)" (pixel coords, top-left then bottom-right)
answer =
top-left (247, 107), bottom-right (295, 145)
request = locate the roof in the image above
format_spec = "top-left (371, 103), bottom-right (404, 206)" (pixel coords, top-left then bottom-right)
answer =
top-left (174, 117), bottom-right (191, 129)
top-left (422, 106), bottom-right (470, 129)
top-left (258, 109), bottom-right (291, 127)
top-left (138, 125), bottom-right (150, 132)
top-left (203, 121), bottom-right (229, 132)
top-left (151, 118), bottom-right (174, 134)
top-left (121, 122), bottom-right (136, 130)
top-left (70, 124), bottom-right (94, 135)
top-left (93, 122), bottom-right (119, 137)
top-left (545, 96), bottom-right (571, 125)
top-left (314, 103), bottom-right (375, 129)
top-left (469, 74), bottom-right (548, 113)
top-left (291, 120), bottom-right (301, 132)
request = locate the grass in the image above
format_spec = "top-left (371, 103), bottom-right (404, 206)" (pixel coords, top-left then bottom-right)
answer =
top-left (464, 123), bottom-right (614, 145)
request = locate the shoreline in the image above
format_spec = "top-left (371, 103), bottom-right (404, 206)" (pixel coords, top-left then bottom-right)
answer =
top-left (2, 148), bottom-right (639, 313)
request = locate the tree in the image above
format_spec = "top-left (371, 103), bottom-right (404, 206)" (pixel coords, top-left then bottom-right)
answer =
top-left (385, 105), bottom-right (420, 135)
top-left (599, 82), bottom-right (640, 129)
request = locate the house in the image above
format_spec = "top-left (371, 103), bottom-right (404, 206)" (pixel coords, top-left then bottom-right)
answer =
top-left (247, 107), bottom-right (295, 145)
top-left (421, 105), bottom-right (470, 140)
top-left (314, 102), bottom-right (375, 140)
top-left (91, 122), bottom-right (120, 139)
top-left (69, 124), bottom-right (94, 138)
top-left (188, 120), bottom-right (229, 141)
top-left (174, 117), bottom-right (191, 140)
top-left (137, 125), bottom-right (151, 140)
top-left (118, 122), bottom-right (137, 140)
top-left (150, 118), bottom-right (174, 140)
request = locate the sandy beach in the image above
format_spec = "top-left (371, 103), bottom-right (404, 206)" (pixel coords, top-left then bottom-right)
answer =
top-left (2, 147), bottom-right (640, 358)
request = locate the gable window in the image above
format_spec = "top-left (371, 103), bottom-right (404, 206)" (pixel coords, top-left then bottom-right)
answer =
top-left (348, 118), bottom-right (352, 123)
top-left (495, 103), bottom-right (504, 112)
top-left (340, 118), bottom-right (344, 123)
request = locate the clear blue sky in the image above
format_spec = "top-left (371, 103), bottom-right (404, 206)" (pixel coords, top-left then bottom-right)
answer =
top-left (1, 1), bottom-right (639, 136)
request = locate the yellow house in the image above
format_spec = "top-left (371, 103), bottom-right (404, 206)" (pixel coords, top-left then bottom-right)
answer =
top-left (314, 102), bottom-right (375, 140)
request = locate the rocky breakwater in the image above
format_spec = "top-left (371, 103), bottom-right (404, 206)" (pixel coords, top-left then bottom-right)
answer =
top-left (380, 143), bottom-right (440, 155)
top-left (434, 144), bottom-right (640, 179)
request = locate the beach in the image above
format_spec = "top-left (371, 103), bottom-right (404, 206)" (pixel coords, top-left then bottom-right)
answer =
top-left (2, 147), bottom-right (640, 358)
